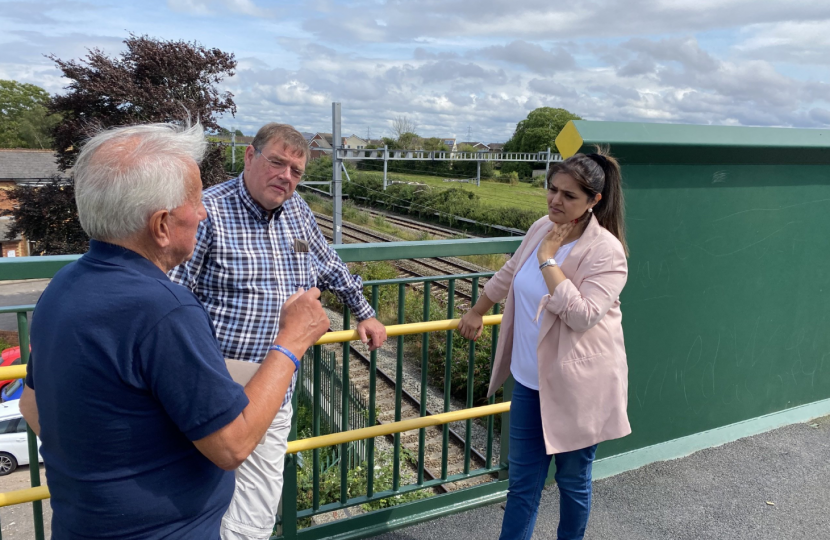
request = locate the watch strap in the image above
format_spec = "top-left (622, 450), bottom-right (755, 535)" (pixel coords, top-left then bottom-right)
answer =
top-left (539, 258), bottom-right (558, 271)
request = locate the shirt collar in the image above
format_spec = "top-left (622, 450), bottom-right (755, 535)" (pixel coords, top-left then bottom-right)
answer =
top-left (237, 173), bottom-right (283, 223)
top-left (85, 240), bottom-right (169, 280)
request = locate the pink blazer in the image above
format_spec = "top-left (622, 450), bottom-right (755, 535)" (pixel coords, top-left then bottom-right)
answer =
top-left (484, 215), bottom-right (631, 454)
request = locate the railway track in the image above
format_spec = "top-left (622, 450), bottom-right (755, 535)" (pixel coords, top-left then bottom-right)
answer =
top-left (342, 345), bottom-right (492, 493)
top-left (312, 210), bottom-right (500, 493)
top-left (313, 213), bottom-right (492, 303)
top-left (298, 185), bottom-right (478, 240)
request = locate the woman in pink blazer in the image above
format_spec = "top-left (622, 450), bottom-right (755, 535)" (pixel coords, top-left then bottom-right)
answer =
top-left (458, 150), bottom-right (630, 540)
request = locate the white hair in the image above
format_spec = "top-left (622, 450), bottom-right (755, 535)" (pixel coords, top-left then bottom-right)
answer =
top-left (73, 122), bottom-right (207, 241)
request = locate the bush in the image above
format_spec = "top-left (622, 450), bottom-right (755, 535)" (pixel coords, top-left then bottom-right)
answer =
top-left (531, 176), bottom-right (546, 188)
top-left (343, 171), bottom-right (538, 234)
top-left (496, 171), bottom-right (519, 185)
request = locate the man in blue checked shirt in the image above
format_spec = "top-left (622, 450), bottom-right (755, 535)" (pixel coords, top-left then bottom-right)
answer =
top-left (169, 123), bottom-right (388, 540)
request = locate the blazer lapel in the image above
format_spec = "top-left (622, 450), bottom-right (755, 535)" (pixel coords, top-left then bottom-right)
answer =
top-left (558, 215), bottom-right (601, 278)
top-left (537, 215), bottom-right (602, 341)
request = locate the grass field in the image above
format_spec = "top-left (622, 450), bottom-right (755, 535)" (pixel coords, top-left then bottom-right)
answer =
top-left (358, 170), bottom-right (549, 214)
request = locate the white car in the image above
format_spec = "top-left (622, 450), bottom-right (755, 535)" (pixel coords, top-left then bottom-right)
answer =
top-left (0, 400), bottom-right (42, 475)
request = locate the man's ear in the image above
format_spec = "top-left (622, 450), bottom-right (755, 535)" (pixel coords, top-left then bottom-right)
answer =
top-left (148, 209), bottom-right (171, 248)
top-left (244, 145), bottom-right (256, 170)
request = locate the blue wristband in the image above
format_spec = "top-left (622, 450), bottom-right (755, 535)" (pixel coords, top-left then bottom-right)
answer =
top-left (269, 345), bottom-right (300, 372)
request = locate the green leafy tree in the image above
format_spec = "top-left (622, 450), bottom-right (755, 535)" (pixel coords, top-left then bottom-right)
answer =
top-left (502, 107), bottom-right (581, 178)
top-left (423, 137), bottom-right (448, 151)
top-left (503, 107), bottom-right (581, 153)
top-left (0, 80), bottom-right (60, 149)
top-left (397, 131), bottom-right (421, 149)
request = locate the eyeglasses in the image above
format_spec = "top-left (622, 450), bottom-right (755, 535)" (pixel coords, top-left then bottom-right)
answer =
top-left (256, 150), bottom-right (304, 181)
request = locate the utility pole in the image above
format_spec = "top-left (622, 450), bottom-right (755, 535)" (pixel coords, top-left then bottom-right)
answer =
top-left (466, 126), bottom-right (473, 142)
top-left (476, 160), bottom-right (481, 187)
top-left (231, 131), bottom-right (236, 173)
top-left (383, 145), bottom-right (388, 191)
top-left (545, 147), bottom-right (552, 189)
top-left (366, 126), bottom-right (371, 142)
top-left (332, 102), bottom-right (343, 244)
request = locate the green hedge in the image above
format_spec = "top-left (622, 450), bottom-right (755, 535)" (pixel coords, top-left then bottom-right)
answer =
top-left (343, 172), bottom-right (539, 232)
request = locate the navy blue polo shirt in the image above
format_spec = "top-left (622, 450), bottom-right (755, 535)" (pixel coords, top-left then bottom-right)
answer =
top-left (27, 241), bottom-right (249, 540)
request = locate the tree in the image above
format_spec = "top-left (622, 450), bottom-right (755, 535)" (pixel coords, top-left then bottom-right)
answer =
top-left (5, 35), bottom-right (238, 255)
top-left (391, 116), bottom-right (417, 139)
top-left (503, 107), bottom-right (581, 153)
top-left (2, 178), bottom-right (87, 255)
top-left (423, 137), bottom-right (449, 152)
top-left (48, 33), bottom-right (237, 186)
top-left (502, 107), bottom-right (581, 179)
top-left (0, 80), bottom-right (60, 149)
top-left (397, 131), bottom-right (421, 149)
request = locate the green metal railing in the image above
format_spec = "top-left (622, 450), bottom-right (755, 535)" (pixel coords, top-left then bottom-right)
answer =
top-left (0, 305), bottom-right (45, 540)
top-left (0, 237), bottom-right (522, 540)
top-left (279, 271), bottom-right (508, 539)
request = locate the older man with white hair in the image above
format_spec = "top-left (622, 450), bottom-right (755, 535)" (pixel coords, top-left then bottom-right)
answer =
top-left (19, 122), bottom-right (330, 540)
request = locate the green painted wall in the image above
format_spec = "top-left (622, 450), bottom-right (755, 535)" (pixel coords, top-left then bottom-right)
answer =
top-left (560, 122), bottom-right (830, 459)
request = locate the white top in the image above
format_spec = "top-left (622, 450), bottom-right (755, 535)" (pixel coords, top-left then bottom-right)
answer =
top-left (510, 240), bottom-right (577, 390)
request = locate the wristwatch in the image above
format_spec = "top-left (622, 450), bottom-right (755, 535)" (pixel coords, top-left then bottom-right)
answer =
top-left (539, 258), bottom-right (557, 271)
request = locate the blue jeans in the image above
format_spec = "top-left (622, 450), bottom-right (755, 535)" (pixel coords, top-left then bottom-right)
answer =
top-left (499, 381), bottom-right (598, 540)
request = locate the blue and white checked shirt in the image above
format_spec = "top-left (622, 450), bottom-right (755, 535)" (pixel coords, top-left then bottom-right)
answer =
top-left (169, 174), bottom-right (374, 406)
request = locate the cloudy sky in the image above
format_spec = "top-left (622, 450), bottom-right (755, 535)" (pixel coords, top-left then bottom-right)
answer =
top-left (2, 0), bottom-right (830, 142)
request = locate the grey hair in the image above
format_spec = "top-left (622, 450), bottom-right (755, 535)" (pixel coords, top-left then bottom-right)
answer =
top-left (73, 122), bottom-right (207, 241)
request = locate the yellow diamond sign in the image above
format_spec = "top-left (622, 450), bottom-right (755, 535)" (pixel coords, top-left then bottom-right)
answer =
top-left (555, 121), bottom-right (583, 159)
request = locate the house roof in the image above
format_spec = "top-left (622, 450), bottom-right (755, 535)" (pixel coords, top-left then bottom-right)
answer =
top-left (313, 133), bottom-right (334, 144)
top-left (310, 136), bottom-right (332, 149)
top-left (0, 149), bottom-right (70, 180)
top-left (459, 141), bottom-right (490, 150)
top-left (0, 218), bottom-right (21, 242)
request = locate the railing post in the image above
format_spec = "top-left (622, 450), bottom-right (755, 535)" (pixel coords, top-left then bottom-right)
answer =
top-left (279, 387), bottom-right (300, 539)
top-left (393, 283), bottom-right (405, 491)
top-left (464, 277), bottom-right (479, 474)
top-left (367, 286), bottom-right (379, 497)
top-left (18, 312), bottom-right (44, 540)
top-left (312, 344), bottom-right (322, 511)
top-left (418, 282), bottom-right (431, 485)
top-left (340, 306), bottom-right (350, 503)
top-left (487, 302), bottom-right (500, 469)
top-left (441, 279), bottom-right (455, 480)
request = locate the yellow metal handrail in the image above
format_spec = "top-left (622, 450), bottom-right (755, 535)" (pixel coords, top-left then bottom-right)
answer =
top-left (0, 314), bottom-right (505, 507)
top-left (287, 401), bottom-right (510, 454)
top-left (0, 486), bottom-right (50, 507)
top-left (316, 314), bottom-right (502, 345)
top-left (0, 365), bottom-right (27, 380)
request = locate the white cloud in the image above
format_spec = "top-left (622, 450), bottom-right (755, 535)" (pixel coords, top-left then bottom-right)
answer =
top-left (3, 0), bottom-right (830, 141)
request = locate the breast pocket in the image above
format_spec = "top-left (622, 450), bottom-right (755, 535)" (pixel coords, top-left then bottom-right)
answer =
top-left (284, 250), bottom-right (318, 290)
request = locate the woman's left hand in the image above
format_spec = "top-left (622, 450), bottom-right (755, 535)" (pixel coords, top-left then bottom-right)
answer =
top-left (537, 222), bottom-right (575, 264)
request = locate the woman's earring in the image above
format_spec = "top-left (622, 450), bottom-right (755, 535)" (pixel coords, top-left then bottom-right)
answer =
top-left (589, 207), bottom-right (593, 213)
